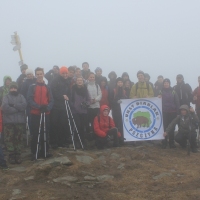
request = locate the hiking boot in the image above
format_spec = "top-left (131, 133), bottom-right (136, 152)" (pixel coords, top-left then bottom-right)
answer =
top-left (192, 148), bottom-right (198, 153)
top-left (15, 154), bottom-right (22, 164)
top-left (8, 154), bottom-right (16, 164)
top-left (169, 143), bottom-right (176, 149)
top-left (0, 162), bottom-right (9, 170)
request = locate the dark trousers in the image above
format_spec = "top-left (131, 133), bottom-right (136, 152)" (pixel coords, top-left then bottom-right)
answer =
top-left (96, 128), bottom-right (119, 148)
top-left (0, 146), bottom-right (6, 165)
top-left (88, 108), bottom-right (99, 132)
top-left (162, 112), bottom-right (177, 145)
top-left (50, 109), bottom-right (70, 147)
top-left (175, 131), bottom-right (197, 149)
top-left (30, 114), bottom-right (49, 155)
top-left (112, 107), bottom-right (124, 140)
top-left (73, 113), bottom-right (88, 143)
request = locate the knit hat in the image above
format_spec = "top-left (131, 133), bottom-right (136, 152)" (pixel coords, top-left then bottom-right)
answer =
top-left (116, 77), bottom-right (123, 84)
top-left (137, 70), bottom-right (145, 77)
top-left (95, 67), bottom-right (102, 73)
top-left (163, 78), bottom-right (171, 85)
top-left (25, 69), bottom-right (34, 75)
top-left (179, 105), bottom-right (189, 112)
top-left (144, 73), bottom-right (150, 79)
top-left (60, 66), bottom-right (68, 74)
top-left (53, 65), bottom-right (59, 70)
top-left (176, 74), bottom-right (184, 79)
top-left (20, 64), bottom-right (28, 72)
top-left (10, 82), bottom-right (18, 89)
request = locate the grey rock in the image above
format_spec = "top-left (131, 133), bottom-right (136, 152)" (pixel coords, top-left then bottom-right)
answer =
top-left (81, 171), bottom-right (95, 177)
top-left (153, 172), bottom-right (172, 180)
top-left (76, 155), bottom-right (94, 164)
top-left (97, 175), bottom-right (114, 182)
top-left (12, 189), bottom-right (21, 196)
top-left (40, 156), bottom-right (72, 166)
top-left (84, 176), bottom-right (97, 181)
top-left (110, 153), bottom-right (120, 160)
top-left (177, 174), bottom-right (185, 177)
top-left (24, 176), bottom-right (34, 181)
top-left (98, 155), bottom-right (106, 164)
top-left (117, 163), bottom-right (125, 170)
top-left (53, 176), bottom-right (78, 183)
top-left (10, 167), bottom-right (26, 172)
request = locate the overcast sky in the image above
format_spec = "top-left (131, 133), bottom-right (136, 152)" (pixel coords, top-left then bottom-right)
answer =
top-left (0, 0), bottom-right (200, 89)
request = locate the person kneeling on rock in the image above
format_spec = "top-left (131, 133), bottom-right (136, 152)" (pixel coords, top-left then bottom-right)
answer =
top-left (163, 105), bottom-right (199, 153)
top-left (94, 105), bottom-right (121, 149)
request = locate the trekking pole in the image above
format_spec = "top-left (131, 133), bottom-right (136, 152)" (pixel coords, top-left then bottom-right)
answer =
top-left (36, 113), bottom-right (43, 160)
top-left (66, 101), bottom-right (84, 150)
top-left (43, 112), bottom-right (47, 158)
top-left (65, 100), bottom-right (76, 151)
top-left (26, 116), bottom-right (29, 146)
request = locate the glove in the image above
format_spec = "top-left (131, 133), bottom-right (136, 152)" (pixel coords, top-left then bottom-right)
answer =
top-left (9, 104), bottom-right (14, 107)
top-left (117, 100), bottom-right (122, 104)
top-left (40, 105), bottom-right (48, 113)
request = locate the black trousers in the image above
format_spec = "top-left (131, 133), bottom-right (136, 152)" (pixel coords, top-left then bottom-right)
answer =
top-left (49, 108), bottom-right (71, 147)
top-left (96, 127), bottom-right (119, 148)
top-left (88, 108), bottom-right (99, 132)
top-left (112, 107), bottom-right (124, 141)
top-left (30, 114), bottom-right (49, 155)
top-left (162, 112), bottom-right (177, 145)
top-left (73, 113), bottom-right (88, 143)
top-left (175, 131), bottom-right (197, 148)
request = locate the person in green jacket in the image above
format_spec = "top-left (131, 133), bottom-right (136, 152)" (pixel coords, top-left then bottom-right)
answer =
top-left (0, 76), bottom-right (12, 106)
top-left (130, 71), bottom-right (154, 98)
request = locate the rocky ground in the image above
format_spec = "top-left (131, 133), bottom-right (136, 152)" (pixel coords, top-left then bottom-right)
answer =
top-left (1, 141), bottom-right (200, 200)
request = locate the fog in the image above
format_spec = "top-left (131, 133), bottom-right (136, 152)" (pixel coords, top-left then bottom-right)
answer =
top-left (0, 0), bottom-right (200, 89)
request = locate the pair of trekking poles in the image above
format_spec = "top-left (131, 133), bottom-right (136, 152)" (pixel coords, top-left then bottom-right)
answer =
top-left (35, 100), bottom-right (84, 160)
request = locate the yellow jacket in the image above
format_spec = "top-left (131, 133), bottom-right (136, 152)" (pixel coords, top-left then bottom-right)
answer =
top-left (130, 82), bottom-right (154, 98)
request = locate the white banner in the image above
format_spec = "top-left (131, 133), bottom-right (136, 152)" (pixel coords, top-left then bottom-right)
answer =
top-left (120, 98), bottom-right (164, 141)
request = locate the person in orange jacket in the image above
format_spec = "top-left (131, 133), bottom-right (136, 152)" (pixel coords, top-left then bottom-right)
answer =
top-left (94, 105), bottom-right (121, 148)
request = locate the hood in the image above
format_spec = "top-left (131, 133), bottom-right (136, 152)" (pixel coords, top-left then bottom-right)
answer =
top-left (3, 76), bottom-right (12, 85)
top-left (121, 72), bottom-right (129, 78)
top-left (100, 105), bottom-right (110, 116)
top-left (108, 71), bottom-right (117, 79)
top-left (99, 77), bottom-right (108, 84)
top-left (179, 105), bottom-right (189, 112)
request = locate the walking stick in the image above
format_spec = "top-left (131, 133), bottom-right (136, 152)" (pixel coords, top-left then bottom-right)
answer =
top-left (36, 113), bottom-right (43, 160)
top-left (66, 101), bottom-right (84, 150)
top-left (26, 116), bottom-right (29, 146)
top-left (65, 100), bottom-right (76, 151)
top-left (43, 113), bottom-right (47, 158)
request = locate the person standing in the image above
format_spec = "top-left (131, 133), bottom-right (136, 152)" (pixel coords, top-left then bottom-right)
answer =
top-left (173, 74), bottom-right (193, 107)
top-left (95, 67), bottom-right (104, 86)
top-left (50, 66), bottom-right (71, 148)
top-left (130, 71), bottom-right (154, 98)
top-left (0, 76), bottom-right (12, 105)
top-left (44, 65), bottom-right (60, 86)
top-left (2, 82), bottom-right (27, 164)
top-left (108, 71), bottom-right (117, 93)
top-left (154, 75), bottom-right (164, 97)
top-left (193, 76), bottom-right (200, 120)
top-left (81, 62), bottom-right (90, 81)
top-left (16, 64), bottom-right (28, 92)
top-left (144, 73), bottom-right (154, 91)
top-left (27, 67), bottom-right (54, 160)
top-left (71, 77), bottom-right (90, 148)
top-left (158, 78), bottom-right (180, 148)
top-left (109, 77), bottom-right (127, 143)
top-left (87, 72), bottom-right (102, 133)
top-left (99, 77), bottom-right (109, 106)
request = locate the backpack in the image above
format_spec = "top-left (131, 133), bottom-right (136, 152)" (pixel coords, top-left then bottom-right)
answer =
top-left (136, 82), bottom-right (149, 94)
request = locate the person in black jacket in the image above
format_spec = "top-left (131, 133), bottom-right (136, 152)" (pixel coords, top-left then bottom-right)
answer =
top-left (44, 65), bottom-right (59, 86)
top-left (16, 64), bottom-right (28, 92)
top-left (50, 66), bottom-right (71, 148)
top-left (173, 74), bottom-right (193, 107)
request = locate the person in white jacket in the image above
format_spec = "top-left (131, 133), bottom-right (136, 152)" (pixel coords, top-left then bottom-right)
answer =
top-left (87, 72), bottom-right (102, 133)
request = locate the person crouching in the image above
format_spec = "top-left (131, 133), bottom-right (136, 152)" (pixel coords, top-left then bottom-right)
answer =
top-left (1, 82), bottom-right (27, 164)
top-left (164, 105), bottom-right (199, 153)
top-left (94, 105), bottom-right (121, 149)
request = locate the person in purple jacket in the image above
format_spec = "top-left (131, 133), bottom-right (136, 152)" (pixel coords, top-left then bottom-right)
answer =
top-left (158, 78), bottom-right (180, 149)
top-left (71, 77), bottom-right (90, 148)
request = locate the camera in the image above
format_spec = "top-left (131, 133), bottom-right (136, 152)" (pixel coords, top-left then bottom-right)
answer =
top-left (81, 101), bottom-right (90, 109)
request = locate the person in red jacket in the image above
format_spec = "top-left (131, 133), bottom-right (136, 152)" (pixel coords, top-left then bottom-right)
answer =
top-left (94, 105), bottom-right (121, 149)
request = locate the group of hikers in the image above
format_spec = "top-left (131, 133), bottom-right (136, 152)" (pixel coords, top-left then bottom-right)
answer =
top-left (0, 62), bottom-right (199, 169)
